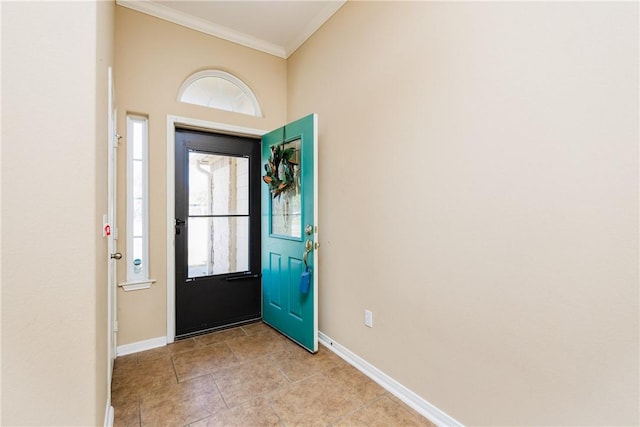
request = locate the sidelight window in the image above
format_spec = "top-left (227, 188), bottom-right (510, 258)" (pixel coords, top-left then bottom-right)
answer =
top-left (126, 115), bottom-right (149, 283)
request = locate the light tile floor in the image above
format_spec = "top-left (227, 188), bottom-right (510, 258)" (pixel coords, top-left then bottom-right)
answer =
top-left (112, 322), bottom-right (435, 427)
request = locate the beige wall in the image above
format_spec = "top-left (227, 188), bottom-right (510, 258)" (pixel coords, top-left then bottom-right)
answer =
top-left (1, 1), bottom-right (113, 425)
top-left (288, 2), bottom-right (639, 426)
top-left (114, 6), bottom-right (287, 345)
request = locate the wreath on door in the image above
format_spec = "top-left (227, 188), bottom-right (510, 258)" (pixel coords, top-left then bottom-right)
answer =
top-left (263, 144), bottom-right (298, 198)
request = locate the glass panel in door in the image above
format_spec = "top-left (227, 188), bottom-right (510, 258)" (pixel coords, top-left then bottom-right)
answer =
top-left (188, 151), bottom-right (249, 278)
top-left (270, 138), bottom-right (302, 239)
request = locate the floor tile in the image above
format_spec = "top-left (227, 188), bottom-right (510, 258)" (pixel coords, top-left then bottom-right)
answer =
top-left (137, 338), bottom-right (201, 363)
top-left (114, 354), bottom-right (138, 372)
top-left (112, 338), bottom-right (438, 427)
top-left (268, 372), bottom-right (362, 426)
top-left (138, 376), bottom-right (227, 427)
top-left (225, 332), bottom-right (289, 361)
top-left (213, 357), bottom-right (290, 407)
top-left (172, 343), bottom-right (240, 382)
top-left (323, 364), bottom-right (387, 405)
top-left (112, 357), bottom-right (139, 391)
top-left (388, 395), bottom-right (438, 427)
top-left (270, 345), bottom-right (341, 382)
top-left (241, 321), bottom-right (280, 337)
top-left (112, 356), bottom-right (178, 407)
top-left (136, 356), bottom-right (177, 384)
top-left (333, 395), bottom-right (436, 427)
top-left (140, 391), bottom-right (227, 427)
top-left (112, 381), bottom-right (140, 409)
top-left (113, 376), bottom-right (179, 409)
top-left (195, 327), bottom-right (247, 346)
top-left (139, 375), bottom-right (218, 408)
top-left (113, 401), bottom-right (140, 427)
top-left (189, 396), bottom-right (281, 427)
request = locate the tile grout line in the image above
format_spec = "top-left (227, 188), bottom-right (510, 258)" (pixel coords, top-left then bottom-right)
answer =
top-left (183, 373), bottom-right (225, 427)
top-left (210, 369), bottom-right (232, 410)
top-left (136, 392), bottom-right (142, 427)
top-left (269, 353), bottom-right (296, 384)
top-left (265, 394), bottom-right (287, 427)
top-left (223, 340), bottom-right (242, 361)
top-left (170, 353), bottom-right (180, 385)
top-left (214, 354), bottom-right (292, 410)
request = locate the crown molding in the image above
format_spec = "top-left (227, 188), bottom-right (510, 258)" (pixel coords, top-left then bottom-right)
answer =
top-left (285, 1), bottom-right (346, 57)
top-left (116, 0), bottom-right (288, 58)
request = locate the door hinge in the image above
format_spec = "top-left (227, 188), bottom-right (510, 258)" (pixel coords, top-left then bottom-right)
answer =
top-left (113, 320), bottom-right (118, 332)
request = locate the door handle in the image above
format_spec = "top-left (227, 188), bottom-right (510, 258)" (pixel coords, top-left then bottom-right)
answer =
top-left (303, 240), bottom-right (312, 268)
top-left (226, 273), bottom-right (262, 282)
top-left (175, 218), bottom-right (185, 235)
top-left (110, 252), bottom-right (122, 260)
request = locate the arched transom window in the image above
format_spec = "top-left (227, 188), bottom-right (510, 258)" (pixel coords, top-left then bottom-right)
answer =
top-left (177, 70), bottom-right (262, 117)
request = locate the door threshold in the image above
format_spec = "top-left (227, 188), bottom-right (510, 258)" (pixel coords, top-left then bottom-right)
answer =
top-left (175, 317), bottom-right (262, 340)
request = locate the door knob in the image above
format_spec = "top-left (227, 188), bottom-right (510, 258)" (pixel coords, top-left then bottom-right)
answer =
top-left (110, 252), bottom-right (122, 260)
top-left (303, 240), bottom-right (313, 268)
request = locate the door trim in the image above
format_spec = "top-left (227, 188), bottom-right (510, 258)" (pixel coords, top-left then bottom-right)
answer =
top-left (166, 115), bottom-right (266, 343)
top-left (106, 65), bottom-right (117, 424)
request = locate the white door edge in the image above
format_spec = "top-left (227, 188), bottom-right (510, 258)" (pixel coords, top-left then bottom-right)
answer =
top-left (107, 66), bottom-right (118, 400)
top-left (312, 113), bottom-right (319, 352)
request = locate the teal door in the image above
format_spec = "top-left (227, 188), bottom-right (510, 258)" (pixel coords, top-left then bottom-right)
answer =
top-left (262, 114), bottom-right (318, 352)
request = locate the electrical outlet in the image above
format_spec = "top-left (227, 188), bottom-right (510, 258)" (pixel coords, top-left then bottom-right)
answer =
top-left (364, 309), bottom-right (373, 328)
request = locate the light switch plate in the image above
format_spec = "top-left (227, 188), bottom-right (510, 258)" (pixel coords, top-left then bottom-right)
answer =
top-left (365, 310), bottom-right (373, 328)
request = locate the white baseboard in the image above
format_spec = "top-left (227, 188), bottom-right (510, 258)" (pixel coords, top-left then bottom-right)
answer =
top-left (104, 403), bottom-right (114, 427)
top-left (116, 336), bottom-right (167, 356)
top-left (318, 332), bottom-right (463, 427)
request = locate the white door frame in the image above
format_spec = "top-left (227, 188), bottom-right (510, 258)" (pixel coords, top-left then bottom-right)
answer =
top-left (165, 115), bottom-right (266, 342)
top-left (105, 66), bottom-right (118, 426)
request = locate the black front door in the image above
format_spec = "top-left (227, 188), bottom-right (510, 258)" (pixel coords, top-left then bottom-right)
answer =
top-left (175, 128), bottom-right (261, 338)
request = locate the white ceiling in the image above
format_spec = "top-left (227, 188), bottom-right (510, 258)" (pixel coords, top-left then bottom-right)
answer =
top-left (116, 1), bottom-right (346, 58)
